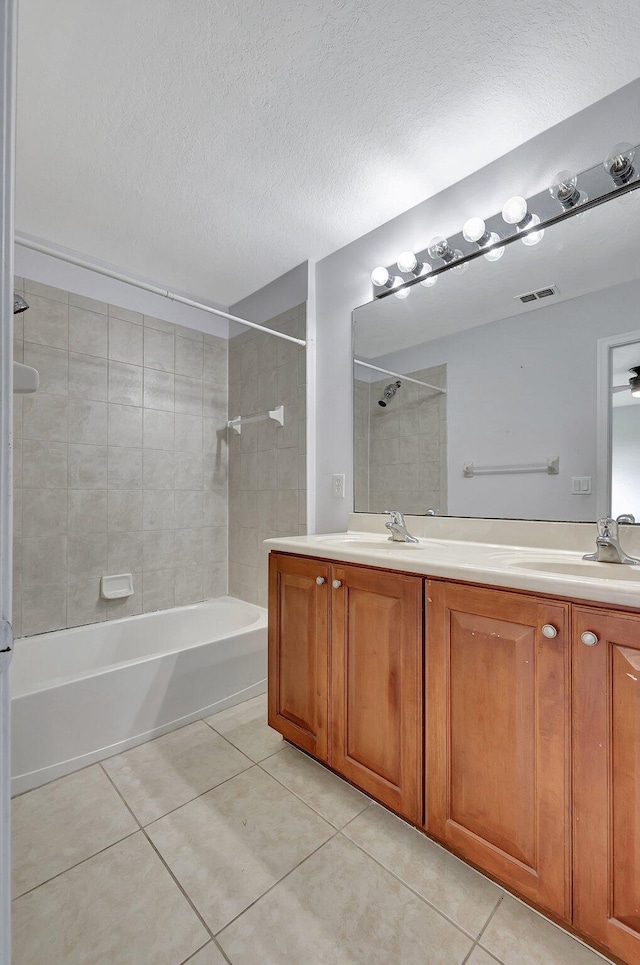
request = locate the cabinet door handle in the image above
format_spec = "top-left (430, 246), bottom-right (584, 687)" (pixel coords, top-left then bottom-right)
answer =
top-left (315, 577), bottom-right (326, 585)
top-left (332, 579), bottom-right (342, 589)
top-left (580, 630), bottom-right (599, 647)
top-left (541, 624), bottom-right (558, 639)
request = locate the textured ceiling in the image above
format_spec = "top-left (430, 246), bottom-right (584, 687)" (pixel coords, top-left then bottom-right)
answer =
top-left (15, 0), bottom-right (640, 305)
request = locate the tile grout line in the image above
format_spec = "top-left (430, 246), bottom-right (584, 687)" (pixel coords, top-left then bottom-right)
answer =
top-left (178, 940), bottom-right (225, 965)
top-left (11, 828), bottom-right (140, 902)
top-left (102, 743), bottom-right (230, 959)
top-left (213, 828), bottom-right (342, 943)
top-left (337, 828), bottom-right (484, 947)
top-left (459, 896), bottom-right (505, 965)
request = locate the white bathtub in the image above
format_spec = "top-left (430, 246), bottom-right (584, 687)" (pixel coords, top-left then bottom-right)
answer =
top-left (10, 596), bottom-right (267, 795)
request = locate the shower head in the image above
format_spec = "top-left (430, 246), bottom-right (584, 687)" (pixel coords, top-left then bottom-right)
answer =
top-left (378, 380), bottom-right (401, 407)
top-left (13, 293), bottom-right (29, 314)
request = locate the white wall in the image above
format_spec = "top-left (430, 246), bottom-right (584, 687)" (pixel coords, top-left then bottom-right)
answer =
top-left (313, 78), bottom-right (640, 532)
top-left (369, 278), bottom-right (640, 521)
top-left (612, 403), bottom-right (640, 520)
top-left (230, 262), bottom-right (308, 326)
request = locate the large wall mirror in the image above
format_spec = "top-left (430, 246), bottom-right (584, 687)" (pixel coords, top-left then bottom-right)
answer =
top-left (353, 168), bottom-right (640, 522)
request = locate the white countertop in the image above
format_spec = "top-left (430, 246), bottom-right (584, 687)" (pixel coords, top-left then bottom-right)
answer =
top-left (264, 519), bottom-right (640, 609)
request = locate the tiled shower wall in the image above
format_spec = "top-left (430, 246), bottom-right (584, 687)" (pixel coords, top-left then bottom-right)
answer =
top-left (12, 277), bottom-right (228, 637)
top-left (354, 364), bottom-right (447, 516)
top-left (227, 304), bottom-right (306, 606)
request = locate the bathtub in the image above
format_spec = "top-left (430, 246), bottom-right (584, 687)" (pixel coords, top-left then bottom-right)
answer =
top-left (10, 596), bottom-right (267, 795)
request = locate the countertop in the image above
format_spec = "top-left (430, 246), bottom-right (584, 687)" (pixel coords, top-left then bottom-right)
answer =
top-left (264, 523), bottom-right (640, 609)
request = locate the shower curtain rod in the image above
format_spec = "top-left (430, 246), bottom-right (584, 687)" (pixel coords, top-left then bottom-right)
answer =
top-left (15, 236), bottom-right (307, 347)
top-left (354, 358), bottom-right (446, 394)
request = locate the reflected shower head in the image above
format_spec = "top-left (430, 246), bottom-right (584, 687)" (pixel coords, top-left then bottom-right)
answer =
top-left (378, 380), bottom-right (401, 407)
top-left (13, 293), bottom-right (29, 314)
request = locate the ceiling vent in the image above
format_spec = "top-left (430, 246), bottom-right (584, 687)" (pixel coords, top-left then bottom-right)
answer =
top-left (516, 285), bottom-right (560, 304)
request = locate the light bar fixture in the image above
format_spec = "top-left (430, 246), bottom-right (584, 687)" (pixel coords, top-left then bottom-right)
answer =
top-left (549, 170), bottom-right (588, 210)
top-left (604, 143), bottom-right (636, 186)
top-left (368, 138), bottom-right (638, 295)
top-left (462, 217), bottom-right (505, 262)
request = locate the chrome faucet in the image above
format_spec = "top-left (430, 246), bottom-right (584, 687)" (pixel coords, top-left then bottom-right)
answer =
top-left (384, 511), bottom-right (419, 543)
top-left (583, 517), bottom-right (640, 565)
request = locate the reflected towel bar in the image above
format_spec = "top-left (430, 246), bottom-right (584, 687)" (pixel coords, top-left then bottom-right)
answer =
top-left (227, 404), bottom-right (284, 435)
top-left (463, 457), bottom-right (559, 478)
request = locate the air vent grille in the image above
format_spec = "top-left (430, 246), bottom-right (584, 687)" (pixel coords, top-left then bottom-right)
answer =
top-left (516, 285), bottom-right (560, 303)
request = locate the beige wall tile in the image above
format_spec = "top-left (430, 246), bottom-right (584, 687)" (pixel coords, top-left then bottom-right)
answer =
top-left (143, 529), bottom-right (174, 571)
top-left (68, 445), bottom-right (108, 490)
top-left (68, 352), bottom-right (108, 401)
top-left (143, 369), bottom-right (174, 411)
top-left (23, 294), bottom-right (68, 350)
top-left (68, 398), bottom-right (108, 445)
top-left (23, 393), bottom-right (68, 443)
top-left (68, 534), bottom-right (108, 582)
top-left (23, 343), bottom-right (68, 396)
top-left (143, 490), bottom-right (175, 530)
top-left (108, 317), bottom-right (143, 365)
top-left (68, 490), bottom-right (108, 535)
top-left (108, 490), bottom-right (143, 533)
top-left (21, 537), bottom-right (67, 588)
top-left (22, 440), bottom-right (67, 490)
top-left (108, 532), bottom-right (143, 574)
top-left (69, 307), bottom-right (108, 358)
top-left (143, 408), bottom-right (174, 450)
top-left (142, 567), bottom-right (175, 611)
top-left (108, 447), bottom-right (143, 490)
top-left (108, 360), bottom-right (143, 406)
top-left (22, 489), bottom-right (67, 537)
top-left (175, 336), bottom-right (204, 378)
top-left (144, 327), bottom-right (175, 372)
top-left (21, 583), bottom-right (66, 635)
top-left (108, 304), bottom-right (143, 325)
top-left (143, 449), bottom-right (175, 490)
top-left (109, 403), bottom-right (143, 448)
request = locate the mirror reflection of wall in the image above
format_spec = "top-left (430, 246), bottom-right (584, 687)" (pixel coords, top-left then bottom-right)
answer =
top-left (353, 187), bottom-right (640, 523)
top-left (354, 365), bottom-right (446, 515)
top-left (611, 341), bottom-right (640, 521)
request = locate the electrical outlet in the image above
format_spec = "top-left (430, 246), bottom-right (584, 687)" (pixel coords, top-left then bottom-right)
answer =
top-left (332, 474), bottom-right (345, 498)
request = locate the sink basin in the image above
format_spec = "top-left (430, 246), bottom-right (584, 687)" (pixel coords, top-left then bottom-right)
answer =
top-left (511, 558), bottom-right (640, 581)
top-left (314, 534), bottom-right (425, 551)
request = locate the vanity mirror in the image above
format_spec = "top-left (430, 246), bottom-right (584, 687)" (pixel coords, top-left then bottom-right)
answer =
top-left (353, 156), bottom-right (640, 522)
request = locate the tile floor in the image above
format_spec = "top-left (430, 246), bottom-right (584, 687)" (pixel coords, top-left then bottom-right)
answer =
top-left (11, 693), bottom-right (612, 965)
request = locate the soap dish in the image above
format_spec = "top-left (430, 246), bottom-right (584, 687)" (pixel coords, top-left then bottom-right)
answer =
top-left (101, 573), bottom-right (134, 600)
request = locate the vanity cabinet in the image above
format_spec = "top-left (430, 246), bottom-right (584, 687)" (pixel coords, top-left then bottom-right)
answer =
top-left (330, 563), bottom-right (423, 822)
top-left (268, 549), bottom-right (640, 963)
top-left (268, 553), bottom-right (423, 822)
top-left (425, 581), bottom-right (571, 919)
top-left (573, 606), bottom-right (640, 963)
top-left (268, 553), bottom-right (331, 761)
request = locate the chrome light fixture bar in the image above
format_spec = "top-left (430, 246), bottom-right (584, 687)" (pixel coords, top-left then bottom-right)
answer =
top-left (370, 167), bottom-right (640, 300)
top-left (370, 141), bottom-right (640, 299)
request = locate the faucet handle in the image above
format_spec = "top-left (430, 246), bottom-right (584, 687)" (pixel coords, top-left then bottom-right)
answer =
top-left (597, 517), bottom-right (618, 539)
top-left (617, 513), bottom-right (636, 525)
top-left (384, 510), bottom-right (404, 524)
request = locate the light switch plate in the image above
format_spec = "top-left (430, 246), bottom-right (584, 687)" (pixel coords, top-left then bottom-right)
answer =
top-left (332, 473), bottom-right (346, 498)
top-left (571, 476), bottom-right (592, 495)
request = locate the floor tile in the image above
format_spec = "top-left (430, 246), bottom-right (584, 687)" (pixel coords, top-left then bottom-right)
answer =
top-left (466, 950), bottom-right (502, 965)
top-left (480, 896), bottom-right (611, 965)
top-left (218, 834), bottom-right (473, 964)
top-left (343, 803), bottom-right (502, 937)
top-left (102, 720), bottom-right (252, 824)
top-left (183, 942), bottom-right (229, 964)
top-left (206, 693), bottom-right (283, 762)
top-left (12, 832), bottom-right (208, 965)
top-left (146, 765), bottom-right (334, 933)
top-left (12, 764), bottom-right (138, 897)
top-left (262, 744), bottom-right (371, 828)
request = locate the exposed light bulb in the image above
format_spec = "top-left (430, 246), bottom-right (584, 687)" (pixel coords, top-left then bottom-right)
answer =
top-left (502, 196), bottom-right (528, 225)
top-left (483, 233), bottom-right (505, 261)
top-left (396, 251), bottom-right (421, 274)
top-left (394, 285), bottom-right (411, 299)
top-left (370, 266), bottom-right (390, 288)
top-left (521, 214), bottom-right (544, 246)
top-left (549, 170), bottom-right (587, 210)
top-left (428, 236), bottom-right (455, 262)
top-left (462, 217), bottom-right (490, 245)
top-left (419, 263), bottom-right (437, 288)
top-left (604, 142), bottom-right (636, 186)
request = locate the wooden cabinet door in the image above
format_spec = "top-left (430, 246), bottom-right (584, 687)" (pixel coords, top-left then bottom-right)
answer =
top-left (330, 563), bottom-right (423, 823)
top-left (268, 553), bottom-right (330, 762)
top-left (426, 580), bottom-right (570, 919)
top-left (573, 606), bottom-right (640, 963)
